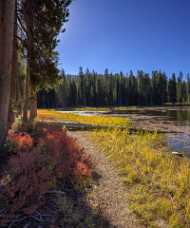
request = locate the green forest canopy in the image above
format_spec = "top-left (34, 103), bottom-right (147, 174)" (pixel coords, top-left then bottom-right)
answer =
top-left (38, 68), bottom-right (189, 107)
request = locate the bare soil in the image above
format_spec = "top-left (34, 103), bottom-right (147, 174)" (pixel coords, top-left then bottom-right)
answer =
top-left (69, 131), bottom-right (144, 228)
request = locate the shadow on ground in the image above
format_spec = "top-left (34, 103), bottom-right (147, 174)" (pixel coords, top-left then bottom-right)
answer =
top-left (35, 121), bottom-right (114, 228)
top-left (56, 177), bottom-right (114, 228)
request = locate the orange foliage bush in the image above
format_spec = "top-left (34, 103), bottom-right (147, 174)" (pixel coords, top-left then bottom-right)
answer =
top-left (0, 129), bottom-right (92, 226)
top-left (8, 130), bottom-right (33, 151)
top-left (38, 129), bottom-right (92, 178)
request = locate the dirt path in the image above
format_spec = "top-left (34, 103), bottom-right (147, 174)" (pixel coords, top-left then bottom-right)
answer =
top-left (70, 131), bottom-right (144, 228)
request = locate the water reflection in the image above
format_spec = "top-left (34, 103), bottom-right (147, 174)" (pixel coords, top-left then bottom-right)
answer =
top-left (116, 106), bottom-right (190, 125)
top-left (72, 107), bottom-right (190, 155)
top-left (167, 134), bottom-right (190, 157)
top-left (109, 106), bottom-right (190, 155)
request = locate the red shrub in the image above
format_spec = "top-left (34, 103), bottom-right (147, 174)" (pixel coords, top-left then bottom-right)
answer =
top-left (0, 129), bottom-right (92, 226)
top-left (38, 129), bottom-right (92, 179)
top-left (74, 161), bottom-right (92, 177)
top-left (4, 148), bottom-right (53, 216)
top-left (8, 130), bottom-right (33, 151)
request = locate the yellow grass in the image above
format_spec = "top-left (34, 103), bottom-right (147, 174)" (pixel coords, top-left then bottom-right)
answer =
top-left (92, 129), bottom-right (190, 227)
top-left (37, 109), bottom-right (130, 127)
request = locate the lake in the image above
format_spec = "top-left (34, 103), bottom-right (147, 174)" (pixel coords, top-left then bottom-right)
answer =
top-left (70, 106), bottom-right (190, 156)
top-left (107, 106), bottom-right (190, 156)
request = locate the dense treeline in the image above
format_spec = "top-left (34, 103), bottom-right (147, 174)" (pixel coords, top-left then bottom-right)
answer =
top-left (38, 68), bottom-right (190, 107)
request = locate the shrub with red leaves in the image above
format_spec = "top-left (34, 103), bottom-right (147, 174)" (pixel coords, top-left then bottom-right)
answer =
top-left (37, 129), bottom-right (92, 179)
top-left (8, 130), bottom-right (33, 151)
top-left (0, 129), bottom-right (92, 226)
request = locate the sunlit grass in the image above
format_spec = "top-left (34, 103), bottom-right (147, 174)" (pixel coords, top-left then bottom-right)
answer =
top-left (37, 109), bottom-right (130, 127)
top-left (38, 108), bottom-right (190, 226)
top-left (92, 129), bottom-right (190, 227)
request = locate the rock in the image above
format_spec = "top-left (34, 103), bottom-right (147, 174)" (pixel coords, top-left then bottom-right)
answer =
top-left (172, 151), bottom-right (184, 157)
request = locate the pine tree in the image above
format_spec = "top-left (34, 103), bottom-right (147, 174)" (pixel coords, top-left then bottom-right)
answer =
top-left (0, 0), bottom-right (16, 145)
top-left (168, 73), bottom-right (177, 104)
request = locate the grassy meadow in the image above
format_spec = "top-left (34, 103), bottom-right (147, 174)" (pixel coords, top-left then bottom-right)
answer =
top-left (92, 129), bottom-right (190, 227)
top-left (38, 109), bottom-right (190, 227)
top-left (38, 109), bottom-right (131, 127)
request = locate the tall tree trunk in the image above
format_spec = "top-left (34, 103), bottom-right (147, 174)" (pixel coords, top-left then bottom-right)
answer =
top-left (8, 6), bottom-right (18, 129)
top-left (29, 90), bottom-right (37, 123)
top-left (15, 60), bottom-right (23, 117)
top-left (22, 65), bottom-right (30, 124)
top-left (0, 0), bottom-right (16, 145)
top-left (22, 0), bottom-right (33, 126)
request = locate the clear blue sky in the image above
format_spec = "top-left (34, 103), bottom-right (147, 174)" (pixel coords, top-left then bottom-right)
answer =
top-left (57, 0), bottom-right (190, 75)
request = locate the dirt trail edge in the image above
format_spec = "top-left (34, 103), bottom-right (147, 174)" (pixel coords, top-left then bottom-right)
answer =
top-left (69, 131), bottom-right (144, 228)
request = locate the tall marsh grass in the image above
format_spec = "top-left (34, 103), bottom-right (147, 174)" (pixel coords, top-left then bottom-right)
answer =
top-left (92, 129), bottom-right (190, 227)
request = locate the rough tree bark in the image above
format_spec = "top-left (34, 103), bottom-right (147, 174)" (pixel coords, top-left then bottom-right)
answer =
top-left (22, 0), bottom-right (33, 126)
top-left (22, 66), bottom-right (30, 124)
top-left (29, 91), bottom-right (37, 123)
top-left (8, 5), bottom-right (18, 129)
top-left (0, 0), bottom-right (16, 145)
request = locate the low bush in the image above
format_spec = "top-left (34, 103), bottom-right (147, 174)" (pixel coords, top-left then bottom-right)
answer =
top-left (0, 129), bottom-right (92, 227)
top-left (8, 131), bottom-right (34, 151)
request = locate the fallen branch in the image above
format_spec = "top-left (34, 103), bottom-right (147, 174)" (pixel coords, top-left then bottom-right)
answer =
top-left (45, 190), bottom-right (66, 195)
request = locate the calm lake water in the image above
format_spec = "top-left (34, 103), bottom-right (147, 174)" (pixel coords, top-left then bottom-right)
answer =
top-left (66, 106), bottom-right (190, 156)
top-left (114, 107), bottom-right (190, 124)
top-left (109, 106), bottom-right (190, 156)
